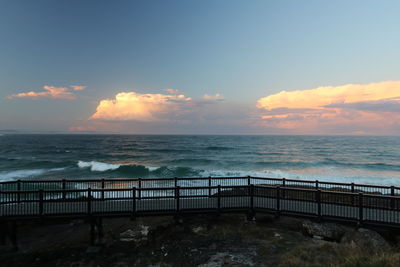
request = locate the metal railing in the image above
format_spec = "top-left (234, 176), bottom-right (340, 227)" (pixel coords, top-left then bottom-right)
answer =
top-left (1, 176), bottom-right (399, 227)
top-left (1, 176), bottom-right (399, 194)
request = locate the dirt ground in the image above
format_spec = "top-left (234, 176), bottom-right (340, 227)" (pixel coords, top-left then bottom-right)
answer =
top-left (0, 214), bottom-right (399, 267)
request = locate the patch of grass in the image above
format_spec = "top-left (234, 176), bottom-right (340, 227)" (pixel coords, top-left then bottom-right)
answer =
top-left (279, 242), bottom-right (400, 267)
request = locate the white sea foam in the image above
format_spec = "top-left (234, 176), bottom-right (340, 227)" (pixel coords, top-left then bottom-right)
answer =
top-left (78, 161), bottom-right (120, 172)
top-left (147, 166), bottom-right (160, 171)
top-left (0, 168), bottom-right (66, 182)
top-left (202, 167), bottom-right (400, 187)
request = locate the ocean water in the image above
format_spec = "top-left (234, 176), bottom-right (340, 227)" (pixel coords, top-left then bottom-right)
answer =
top-left (0, 134), bottom-right (400, 186)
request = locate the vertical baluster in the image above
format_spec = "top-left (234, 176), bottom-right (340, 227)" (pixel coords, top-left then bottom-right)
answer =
top-left (317, 189), bottom-right (321, 220)
top-left (208, 176), bottom-right (212, 197)
top-left (132, 187), bottom-right (136, 217)
top-left (62, 179), bottom-right (66, 200)
top-left (358, 193), bottom-right (363, 225)
top-left (276, 185), bottom-right (280, 217)
top-left (390, 186), bottom-right (395, 209)
top-left (17, 180), bottom-right (21, 203)
top-left (217, 185), bottom-right (221, 214)
top-left (176, 186), bottom-right (180, 213)
top-left (88, 188), bottom-right (92, 215)
top-left (101, 179), bottom-right (105, 200)
top-left (39, 190), bottom-right (44, 216)
top-left (138, 178), bottom-right (142, 200)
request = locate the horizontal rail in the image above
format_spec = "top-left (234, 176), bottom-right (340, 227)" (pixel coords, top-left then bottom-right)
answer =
top-left (1, 176), bottom-right (399, 191)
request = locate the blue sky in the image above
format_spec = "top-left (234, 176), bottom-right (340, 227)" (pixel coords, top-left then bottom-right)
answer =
top-left (1, 0), bottom-right (400, 134)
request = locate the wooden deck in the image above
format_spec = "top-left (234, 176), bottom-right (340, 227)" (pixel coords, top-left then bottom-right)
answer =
top-left (1, 177), bottom-right (400, 248)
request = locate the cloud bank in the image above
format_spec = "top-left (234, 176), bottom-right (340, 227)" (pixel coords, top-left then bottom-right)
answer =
top-left (86, 90), bottom-right (253, 134)
top-left (256, 81), bottom-right (400, 134)
top-left (8, 85), bottom-right (86, 100)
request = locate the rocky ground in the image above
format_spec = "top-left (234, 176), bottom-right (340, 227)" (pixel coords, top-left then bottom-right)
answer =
top-left (1, 213), bottom-right (400, 266)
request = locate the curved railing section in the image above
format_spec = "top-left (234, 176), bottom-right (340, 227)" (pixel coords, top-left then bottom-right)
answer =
top-left (0, 176), bottom-right (399, 227)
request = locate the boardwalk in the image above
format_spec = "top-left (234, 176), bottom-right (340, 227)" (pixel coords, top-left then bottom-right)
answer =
top-left (2, 196), bottom-right (400, 225)
top-left (1, 177), bottom-right (400, 247)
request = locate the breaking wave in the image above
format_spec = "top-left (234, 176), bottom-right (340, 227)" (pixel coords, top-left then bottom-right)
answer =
top-left (0, 168), bottom-right (65, 182)
top-left (77, 161), bottom-right (202, 177)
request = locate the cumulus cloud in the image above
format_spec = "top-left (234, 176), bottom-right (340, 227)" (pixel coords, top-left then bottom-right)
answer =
top-left (203, 93), bottom-right (224, 101)
top-left (256, 81), bottom-right (400, 134)
top-left (90, 92), bottom-right (192, 121)
top-left (8, 85), bottom-right (86, 100)
top-left (257, 81), bottom-right (400, 110)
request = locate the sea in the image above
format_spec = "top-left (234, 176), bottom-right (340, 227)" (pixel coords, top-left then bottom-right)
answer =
top-left (0, 134), bottom-right (399, 186)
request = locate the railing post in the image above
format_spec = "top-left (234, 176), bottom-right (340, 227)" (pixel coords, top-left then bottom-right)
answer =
top-left (351, 183), bottom-right (355, 206)
top-left (62, 179), bottom-right (66, 200)
top-left (132, 187), bottom-right (136, 218)
top-left (276, 185), bottom-right (280, 217)
top-left (390, 186), bottom-right (395, 209)
top-left (358, 193), bottom-right (363, 225)
top-left (17, 180), bottom-right (21, 203)
top-left (175, 186), bottom-right (180, 213)
top-left (101, 179), bottom-right (105, 200)
top-left (250, 184), bottom-right (254, 212)
top-left (247, 176), bottom-right (251, 186)
top-left (39, 189), bottom-right (44, 216)
top-left (217, 185), bottom-right (221, 214)
top-left (317, 189), bottom-right (321, 220)
top-left (174, 177), bottom-right (178, 188)
top-left (315, 180), bottom-right (319, 190)
top-left (138, 178), bottom-right (142, 200)
top-left (282, 178), bottom-right (286, 199)
top-left (87, 188), bottom-right (92, 215)
top-left (208, 176), bottom-right (212, 197)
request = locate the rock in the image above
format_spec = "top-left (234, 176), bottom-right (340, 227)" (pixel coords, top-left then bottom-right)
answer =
top-left (85, 246), bottom-right (101, 254)
top-left (341, 228), bottom-right (390, 252)
top-left (395, 235), bottom-right (400, 246)
top-left (69, 219), bottom-right (84, 226)
top-left (192, 226), bottom-right (205, 234)
top-left (120, 225), bottom-right (149, 242)
top-left (198, 252), bottom-right (255, 267)
top-left (274, 232), bottom-right (281, 239)
top-left (313, 235), bottom-right (323, 240)
top-left (209, 243), bottom-right (217, 250)
top-left (302, 220), bottom-right (351, 241)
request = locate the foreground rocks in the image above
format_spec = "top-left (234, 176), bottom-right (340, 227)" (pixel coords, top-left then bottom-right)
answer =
top-left (302, 220), bottom-right (352, 241)
top-left (0, 215), bottom-right (399, 266)
top-left (341, 227), bottom-right (391, 252)
top-left (301, 219), bottom-right (392, 252)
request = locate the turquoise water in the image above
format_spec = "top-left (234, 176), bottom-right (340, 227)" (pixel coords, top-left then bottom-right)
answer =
top-left (0, 134), bottom-right (400, 186)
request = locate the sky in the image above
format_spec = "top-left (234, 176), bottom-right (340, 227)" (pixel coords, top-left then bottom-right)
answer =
top-left (1, 0), bottom-right (400, 135)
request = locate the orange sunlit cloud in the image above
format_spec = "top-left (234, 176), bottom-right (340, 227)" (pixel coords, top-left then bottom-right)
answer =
top-left (256, 81), bottom-right (400, 134)
top-left (8, 85), bottom-right (86, 100)
top-left (90, 91), bottom-right (192, 121)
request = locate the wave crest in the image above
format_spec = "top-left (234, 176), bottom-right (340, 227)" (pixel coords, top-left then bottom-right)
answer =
top-left (78, 161), bottom-right (120, 171)
top-left (77, 160), bottom-right (203, 177)
top-left (0, 168), bottom-right (65, 182)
